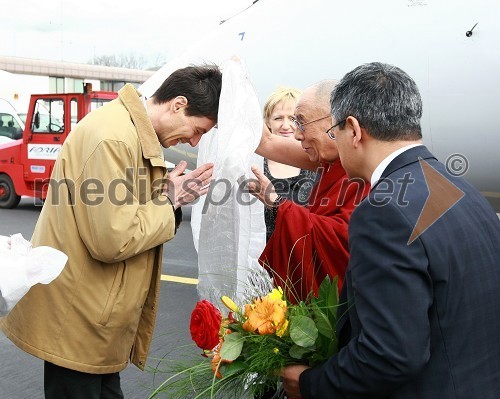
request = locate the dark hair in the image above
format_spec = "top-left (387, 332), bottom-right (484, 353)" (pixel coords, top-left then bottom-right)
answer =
top-left (152, 64), bottom-right (222, 121)
top-left (330, 62), bottom-right (422, 141)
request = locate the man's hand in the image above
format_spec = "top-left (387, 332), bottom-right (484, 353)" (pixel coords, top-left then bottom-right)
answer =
top-left (280, 364), bottom-right (310, 399)
top-left (164, 161), bottom-right (213, 209)
top-left (248, 165), bottom-right (278, 208)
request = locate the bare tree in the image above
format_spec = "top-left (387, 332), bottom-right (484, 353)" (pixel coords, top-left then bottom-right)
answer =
top-left (89, 52), bottom-right (168, 70)
top-left (89, 53), bottom-right (147, 69)
top-left (117, 54), bottom-right (147, 69)
top-left (147, 54), bottom-right (167, 71)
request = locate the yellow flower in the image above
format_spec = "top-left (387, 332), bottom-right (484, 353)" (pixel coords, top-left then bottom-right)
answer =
top-left (276, 319), bottom-right (289, 338)
top-left (242, 296), bottom-right (287, 335)
top-left (267, 287), bottom-right (284, 302)
top-left (221, 296), bottom-right (240, 313)
top-left (273, 347), bottom-right (279, 354)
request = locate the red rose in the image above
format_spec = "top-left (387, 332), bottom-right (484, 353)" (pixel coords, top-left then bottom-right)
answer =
top-left (190, 300), bottom-right (222, 350)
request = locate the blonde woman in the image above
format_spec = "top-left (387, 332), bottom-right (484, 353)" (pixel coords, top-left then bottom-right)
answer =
top-left (262, 87), bottom-right (316, 241)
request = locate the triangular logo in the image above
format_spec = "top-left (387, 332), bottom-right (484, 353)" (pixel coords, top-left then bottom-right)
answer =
top-left (408, 159), bottom-right (465, 245)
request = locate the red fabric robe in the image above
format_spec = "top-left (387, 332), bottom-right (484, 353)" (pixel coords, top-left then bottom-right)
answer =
top-left (259, 161), bottom-right (369, 303)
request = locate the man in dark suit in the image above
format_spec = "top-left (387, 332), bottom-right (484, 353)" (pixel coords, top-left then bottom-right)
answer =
top-left (281, 62), bottom-right (500, 398)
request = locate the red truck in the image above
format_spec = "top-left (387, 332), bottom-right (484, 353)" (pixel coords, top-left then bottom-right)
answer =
top-left (0, 84), bottom-right (117, 208)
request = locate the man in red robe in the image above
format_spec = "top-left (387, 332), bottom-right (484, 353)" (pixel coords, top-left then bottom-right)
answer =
top-left (253, 80), bottom-right (369, 302)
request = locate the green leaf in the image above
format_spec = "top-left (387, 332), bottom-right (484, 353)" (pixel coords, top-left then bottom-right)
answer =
top-left (317, 275), bottom-right (332, 303)
top-left (289, 301), bottom-right (309, 318)
top-left (289, 344), bottom-right (315, 360)
top-left (312, 333), bottom-right (337, 361)
top-left (316, 275), bottom-right (339, 326)
top-left (313, 306), bottom-right (333, 338)
top-left (221, 359), bottom-right (247, 376)
top-left (326, 276), bottom-right (339, 314)
top-left (220, 333), bottom-right (244, 361)
top-left (289, 315), bottom-right (318, 347)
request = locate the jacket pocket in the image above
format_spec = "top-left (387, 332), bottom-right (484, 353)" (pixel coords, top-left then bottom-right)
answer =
top-left (98, 261), bottom-right (125, 326)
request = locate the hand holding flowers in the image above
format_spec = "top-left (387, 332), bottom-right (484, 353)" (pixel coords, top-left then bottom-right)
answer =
top-left (149, 276), bottom-right (339, 399)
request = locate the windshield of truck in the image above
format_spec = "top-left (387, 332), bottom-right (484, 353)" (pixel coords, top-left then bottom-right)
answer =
top-left (32, 98), bottom-right (64, 133)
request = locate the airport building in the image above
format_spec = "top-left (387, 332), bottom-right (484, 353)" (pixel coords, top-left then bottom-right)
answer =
top-left (0, 55), bottom-right (155, 113)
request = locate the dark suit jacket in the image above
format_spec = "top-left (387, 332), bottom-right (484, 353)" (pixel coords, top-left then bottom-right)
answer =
top-left (300, 146), bottom-right (500, 398)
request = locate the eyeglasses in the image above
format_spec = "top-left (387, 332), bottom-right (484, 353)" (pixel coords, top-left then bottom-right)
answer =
top-left (291, 115), bottom-right (331, 132)
top-left (326, 119), bottom-right (346, 140)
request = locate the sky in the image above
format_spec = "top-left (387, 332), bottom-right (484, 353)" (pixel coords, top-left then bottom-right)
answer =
top-left (0, 0), bottom-right (252, 68)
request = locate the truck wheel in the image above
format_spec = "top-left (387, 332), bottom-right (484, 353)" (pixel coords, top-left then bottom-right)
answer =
top-left (0, 174), bottom-right (21, 209)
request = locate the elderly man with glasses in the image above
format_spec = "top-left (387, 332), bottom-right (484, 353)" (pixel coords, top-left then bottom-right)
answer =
top-left (280, 62), bottom-right (500, 399)
top-left (252, 80), bottom-right (369, 302)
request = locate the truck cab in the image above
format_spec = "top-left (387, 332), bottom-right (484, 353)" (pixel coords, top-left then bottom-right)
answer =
top-left (0, 85), bottom-right (117, 208)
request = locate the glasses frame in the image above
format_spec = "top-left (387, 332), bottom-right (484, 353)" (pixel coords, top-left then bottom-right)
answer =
top-left (291, 115), bottom-right (331, 132)
top-left (326, 119), bottom-right (346, 140)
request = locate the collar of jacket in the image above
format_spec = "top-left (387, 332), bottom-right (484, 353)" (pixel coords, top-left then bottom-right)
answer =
top-left (376, 145), bottom-right (437, 185)
top-left (118, 84), bottom-right (165, 168)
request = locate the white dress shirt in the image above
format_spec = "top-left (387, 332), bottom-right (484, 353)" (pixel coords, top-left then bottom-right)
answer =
top-left (370, 144), bottom-right (423, 188)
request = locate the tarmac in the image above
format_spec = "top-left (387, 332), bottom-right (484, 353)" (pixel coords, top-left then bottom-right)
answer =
top-left (0, 199), bottom-right (199, 399)
top-left (1, 198), bottom-right (499, 398)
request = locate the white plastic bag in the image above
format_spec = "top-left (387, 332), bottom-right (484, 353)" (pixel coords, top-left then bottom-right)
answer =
top-left (0, 234), bottom-right (67, 316)
top-left (191, 58), bottom-right (268, 307)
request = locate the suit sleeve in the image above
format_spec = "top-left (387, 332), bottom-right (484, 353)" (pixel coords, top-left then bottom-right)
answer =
top-left (300, 200), bottom-right (433, 398)
top-left (72, 140), bottom-right (176, 263)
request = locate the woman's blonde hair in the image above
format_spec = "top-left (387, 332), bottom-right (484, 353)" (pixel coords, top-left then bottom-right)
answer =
top-left (263, 87), bottom-right (301, 128)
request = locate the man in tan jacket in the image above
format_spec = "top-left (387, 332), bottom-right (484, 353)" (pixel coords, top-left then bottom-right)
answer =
top-left (1, 65), bottom-right (222, 398)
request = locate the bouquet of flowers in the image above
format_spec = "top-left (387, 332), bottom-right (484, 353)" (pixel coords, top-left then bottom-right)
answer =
top-left (149, 275), bottom-right (340, 399)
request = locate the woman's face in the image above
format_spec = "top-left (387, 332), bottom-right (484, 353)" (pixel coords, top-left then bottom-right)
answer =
top-left (267, 100), bottom-right (296, 138)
